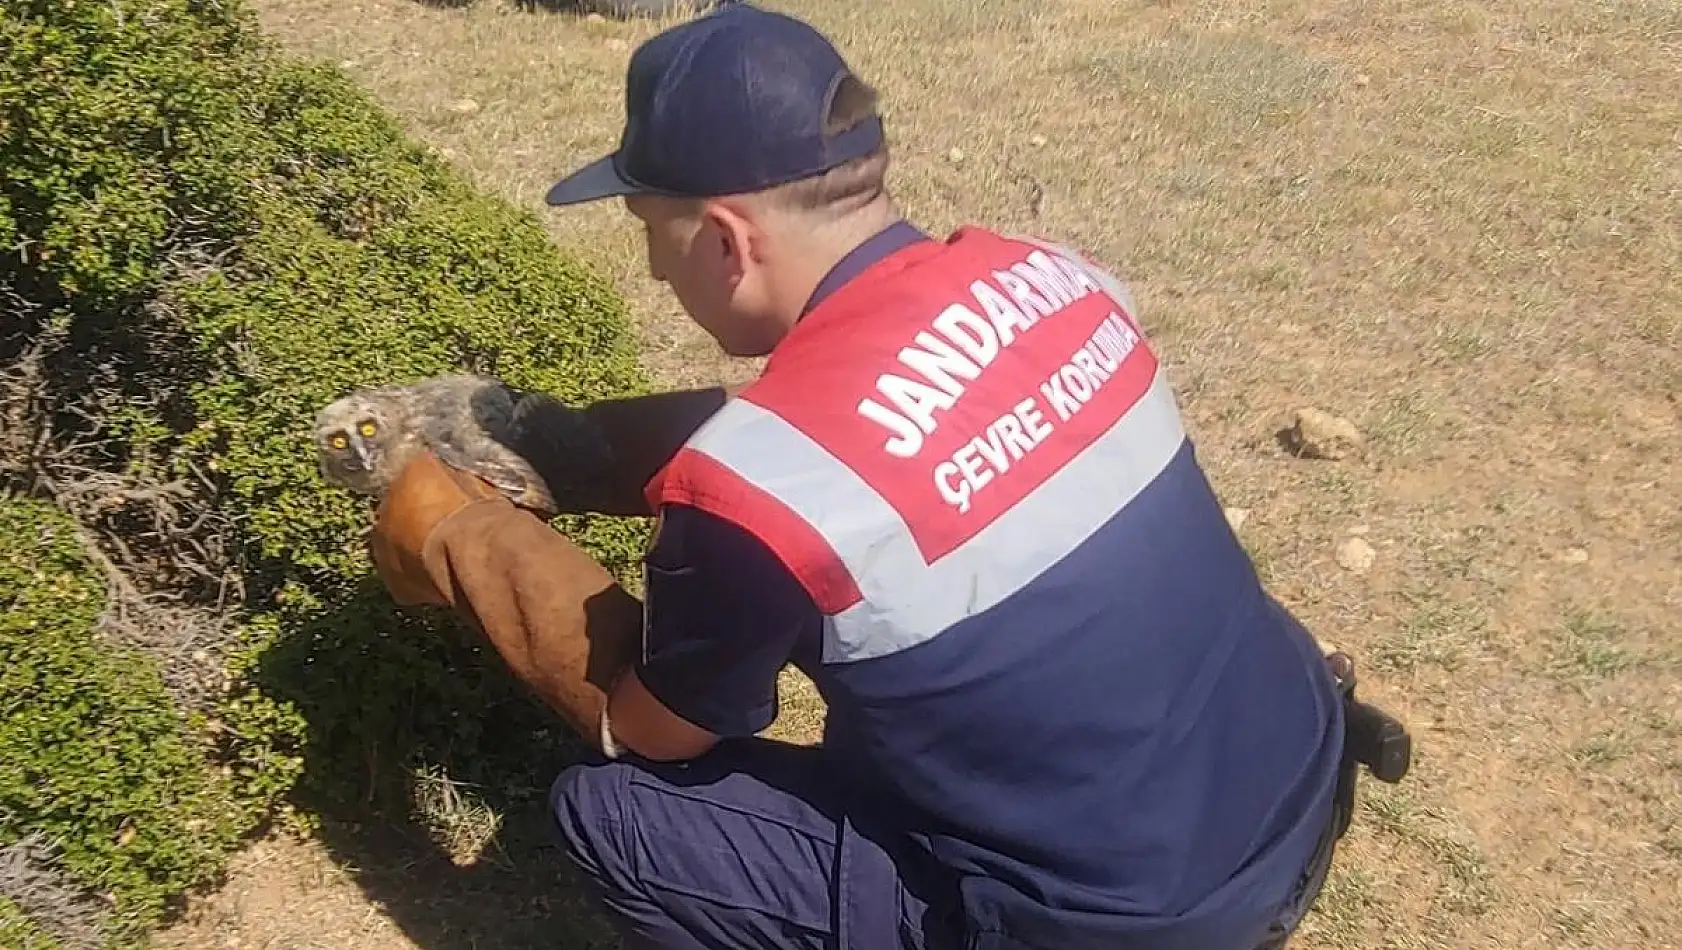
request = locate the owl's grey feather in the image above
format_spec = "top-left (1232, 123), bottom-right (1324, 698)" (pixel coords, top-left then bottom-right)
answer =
top-left (313, 374), bottom-right (615, 518)
top-left (407, 376), bottom-right (556, 513)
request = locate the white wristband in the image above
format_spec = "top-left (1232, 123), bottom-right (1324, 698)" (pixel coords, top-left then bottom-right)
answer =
top-left (599, 704), bottom-right (625, 760)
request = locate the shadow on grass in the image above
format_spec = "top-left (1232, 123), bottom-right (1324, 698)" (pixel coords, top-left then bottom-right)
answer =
top-left (303, 806), bottom-right (619, 950)
top-left (245, 572), bottom-right (624, 950)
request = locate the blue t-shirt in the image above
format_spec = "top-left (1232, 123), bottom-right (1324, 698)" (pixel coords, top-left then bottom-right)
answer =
top-left (634, 221), bottom-right (1345, 949)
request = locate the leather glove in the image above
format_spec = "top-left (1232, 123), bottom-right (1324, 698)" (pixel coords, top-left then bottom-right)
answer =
top-left (363, 447), bottom-right (648, 750)
top-left (368, 449), bottom-right (512, 606)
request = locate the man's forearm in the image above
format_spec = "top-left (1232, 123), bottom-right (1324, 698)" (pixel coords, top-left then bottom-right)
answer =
top-left (414, 500), bottom-right (644, 744)
top-left (404, 384), bottom-right (747, 747)
top-left (551, 385), bottom-right (743, 517)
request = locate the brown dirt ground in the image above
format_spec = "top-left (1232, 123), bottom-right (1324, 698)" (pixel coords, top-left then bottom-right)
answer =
top-left (154, 0), bottom-right (1680, 948)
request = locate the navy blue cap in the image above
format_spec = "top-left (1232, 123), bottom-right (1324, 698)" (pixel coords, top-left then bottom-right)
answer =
top-left (544, 3), bottom-right (884, 206)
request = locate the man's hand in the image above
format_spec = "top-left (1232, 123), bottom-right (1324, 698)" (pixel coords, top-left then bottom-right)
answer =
top-left (360, 445), bottom-right (721, 763)
top-left (368, 449), bottom-right (511, 607)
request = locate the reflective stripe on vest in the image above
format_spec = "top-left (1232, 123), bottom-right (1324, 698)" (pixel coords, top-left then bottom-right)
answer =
top-left (658, 227), bottom-right (1188, 664)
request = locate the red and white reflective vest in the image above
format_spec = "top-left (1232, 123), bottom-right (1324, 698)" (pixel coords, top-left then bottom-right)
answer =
top-left (646, 225), bottom-right (1178, 663)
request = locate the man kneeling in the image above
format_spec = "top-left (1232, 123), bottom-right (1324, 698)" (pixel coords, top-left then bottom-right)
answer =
top-left (368, 6), bottom-right (1348, 949)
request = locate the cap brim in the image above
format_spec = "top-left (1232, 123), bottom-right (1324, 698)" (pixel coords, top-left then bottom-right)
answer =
top-left (544, 154), bottom-right (642, 207)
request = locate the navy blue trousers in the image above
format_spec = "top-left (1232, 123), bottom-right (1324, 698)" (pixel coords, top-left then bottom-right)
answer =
top-left (550, 738), bottom-right (1343, 950)
top-left (550, 738), bottom-right (964, 950)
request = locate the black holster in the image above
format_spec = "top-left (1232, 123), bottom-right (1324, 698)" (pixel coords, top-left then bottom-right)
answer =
top-left (1325, 651), bottom-right (1413, 839)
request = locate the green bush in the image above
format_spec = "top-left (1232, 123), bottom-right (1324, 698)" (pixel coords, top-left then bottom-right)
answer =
top-left (0, 898), bottom-right (66, 950)
top-left (0, 495), bottom-right (250, 943)
top-left (1, 0), bottom-right (652, 939)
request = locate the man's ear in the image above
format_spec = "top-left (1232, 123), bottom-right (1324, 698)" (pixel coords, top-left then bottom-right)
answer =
top-left (701, 199), bottom-right (765, 277)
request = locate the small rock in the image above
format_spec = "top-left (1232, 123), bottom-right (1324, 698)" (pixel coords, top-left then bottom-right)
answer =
top-left (1336, 537), bottom-right (1376, 574)
top-left (1354, 73), bottom-right (1371, 88)
top-left (448, 98), bottom-right (480, 115)
top-left (1283, 407), bottom-right (1365, 460)
top-left (1223, 507), bottom-right (1251, 531)
top-left (947, 146), bottom-right (965, 164)
top-left (1560, 547), bottom-right (1590, 564)
top-left (337, 59), bottom-right (360, 71)
top-left (585, 12), bottom-right (606, 23)
top-left (1029, 134), bottom-right (1048, 148)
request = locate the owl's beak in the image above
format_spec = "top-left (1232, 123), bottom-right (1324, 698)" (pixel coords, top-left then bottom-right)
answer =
top-left (354, 442), bottom-right (376, 472)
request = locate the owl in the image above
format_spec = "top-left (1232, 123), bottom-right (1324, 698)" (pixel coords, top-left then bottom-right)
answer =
top-left (312, 373), bottom-right (615, 518)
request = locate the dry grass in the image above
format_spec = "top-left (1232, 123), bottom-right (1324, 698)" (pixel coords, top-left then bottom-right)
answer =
top-left (154, 0), bottom-right (1682, 947)
top-left (408, 765), bottom-right (506, 869)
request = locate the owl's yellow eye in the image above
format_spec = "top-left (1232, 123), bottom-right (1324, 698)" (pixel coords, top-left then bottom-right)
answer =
top-left (330, 434), bottom-right (349, 450)
top-left (357, 421), bottom-right (378, 437)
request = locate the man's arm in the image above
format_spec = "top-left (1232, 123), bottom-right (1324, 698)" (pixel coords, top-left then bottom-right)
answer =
top-left (371, 463), bottom-right (630, 741)
top-left (368, 452), bottom-right (666, 755)
top-left (612, 503), bottom-right (820, 759)
top-left (516, 384), bottom-right (745, 518)
top-left (369, 449), bottom-right (813, 763)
